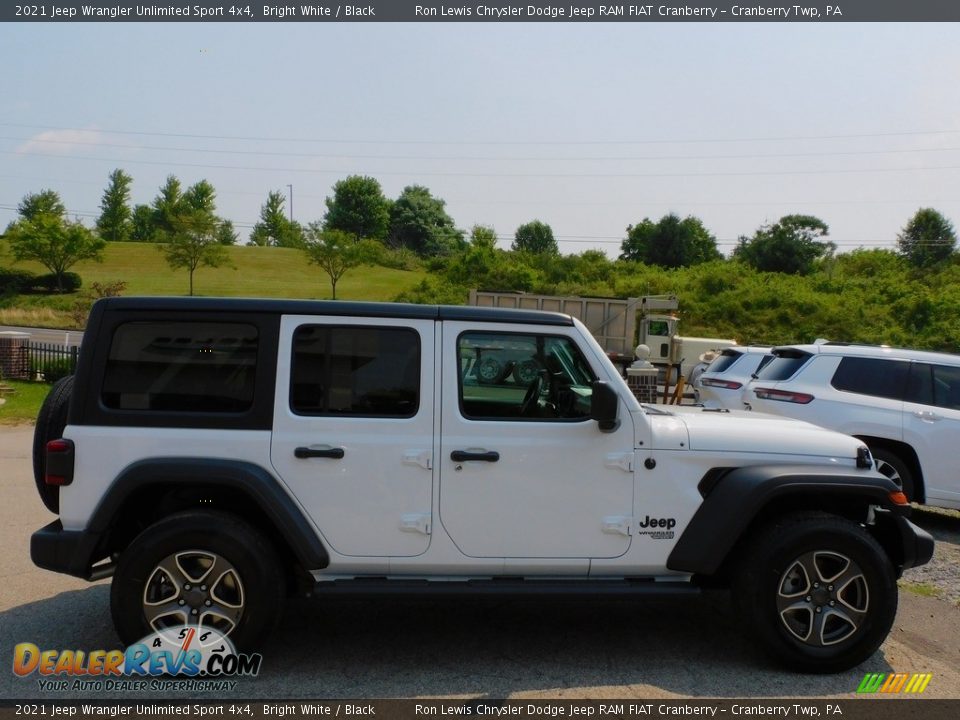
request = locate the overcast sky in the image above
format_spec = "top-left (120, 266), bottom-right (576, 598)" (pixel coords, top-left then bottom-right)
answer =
top-left (2, 21), bottom-right (959, 256)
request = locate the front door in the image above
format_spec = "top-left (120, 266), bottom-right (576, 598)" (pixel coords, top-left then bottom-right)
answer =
top-left (271, 316), bottom-right (435, 557)
top-left (438, 322), bottom-right (634, 560)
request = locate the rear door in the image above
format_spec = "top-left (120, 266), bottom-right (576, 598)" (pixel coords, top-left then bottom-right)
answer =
top-left (270, 316), bottom-right (436, 557)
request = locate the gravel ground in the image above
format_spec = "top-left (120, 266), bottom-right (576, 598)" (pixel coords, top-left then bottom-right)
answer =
top-left (901, 504), bottom-right (960, 605)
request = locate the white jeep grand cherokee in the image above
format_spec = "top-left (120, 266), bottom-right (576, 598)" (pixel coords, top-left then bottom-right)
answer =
top-left (31, 298), bottom-right (933, 672)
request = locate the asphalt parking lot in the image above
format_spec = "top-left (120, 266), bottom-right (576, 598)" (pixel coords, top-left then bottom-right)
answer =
top-left (2, 426), bottom-right (958, 700)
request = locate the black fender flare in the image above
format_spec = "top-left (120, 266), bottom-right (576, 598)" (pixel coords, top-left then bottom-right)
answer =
top-left (667, 464), bottom-right (903, 576)
top-left (90, 458), bottom-right (330, 570)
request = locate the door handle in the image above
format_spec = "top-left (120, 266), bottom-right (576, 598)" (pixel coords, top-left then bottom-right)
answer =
top-left (450, 450), bottom-right (500, 463)
top-left (912, 411), bottom-right (940, 422)
top-left (294, 446), bottom-right (345, 459)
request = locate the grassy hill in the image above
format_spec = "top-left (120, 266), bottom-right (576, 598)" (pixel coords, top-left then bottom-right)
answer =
top-left (1, 241), bottom-right (428, 328)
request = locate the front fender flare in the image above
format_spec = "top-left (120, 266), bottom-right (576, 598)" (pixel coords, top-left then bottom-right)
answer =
top-left (667, 464), bottom-right (901, 576)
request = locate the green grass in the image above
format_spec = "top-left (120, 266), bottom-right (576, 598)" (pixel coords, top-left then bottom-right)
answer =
top-left (1, 241), bottom-right (428, 328)
top-left (0, 380), bottom-right (51, 425)
top-left (897, 580), bottom-right (942, 598)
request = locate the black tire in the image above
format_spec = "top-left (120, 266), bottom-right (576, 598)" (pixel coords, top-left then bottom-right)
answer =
top-left (732, 512), bottom-right (897, 673)
top-left (512, 360), bottom-right (541, 385)
top-left (476, 357), bottom-right (504, 384)
top-left (32, 375), bottom-right (74, 514)
top-left (110, 510), bottom-right (284, 651)
top-left (870, 447), bottom-right (916, 502)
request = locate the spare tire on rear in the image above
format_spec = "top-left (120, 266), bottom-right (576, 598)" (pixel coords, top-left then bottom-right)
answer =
top-left (32, 375), bottom-right (74, 514)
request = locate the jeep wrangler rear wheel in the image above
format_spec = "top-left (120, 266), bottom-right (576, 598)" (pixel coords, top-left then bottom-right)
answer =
top-left (111, 510), bottom-right (284, 650)
top-left (733, 512), bottom-right (897, 673)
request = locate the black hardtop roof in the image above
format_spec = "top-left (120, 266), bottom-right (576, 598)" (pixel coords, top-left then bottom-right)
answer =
top-left (95, 296), bottom-right (575, 327)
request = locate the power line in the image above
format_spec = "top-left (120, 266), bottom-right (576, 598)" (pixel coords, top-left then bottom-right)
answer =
top-left (6, 134), bottom-right (960, 163)
top-left (6, 149), bottom-right (960, 179)
top-left (3, 121), bottom-right (960, 146)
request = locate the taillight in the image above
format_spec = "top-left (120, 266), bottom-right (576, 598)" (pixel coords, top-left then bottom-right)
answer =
top-left (701, 378), bottom-right (743, 390)
top-left (753, 388), bottom-right (815, 404)
top-left (45, 439), bottom-right (74, 486)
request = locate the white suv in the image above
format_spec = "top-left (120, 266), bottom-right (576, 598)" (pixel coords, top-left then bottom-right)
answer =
top-left (744, 342), bottom-right (960, 510)
top-left (697, 346), bottom-right (773, 409)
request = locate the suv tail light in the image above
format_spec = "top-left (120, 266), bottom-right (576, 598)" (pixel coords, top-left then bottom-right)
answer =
top-left (701, 378), bottom-right (743, 390)
top-left (45, 439), bottom-right (75, 486)
top-left (753, 388), bottom-right (815, 404)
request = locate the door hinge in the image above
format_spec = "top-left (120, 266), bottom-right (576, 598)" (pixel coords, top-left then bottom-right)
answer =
top-left (604, 452), bottom-right (634, 473)
top-left (602, 516), bottom-right (634, 536)
top-left (402, 450), bottom-right (433, 470)
top-left (400, 513), bottom-right (432, 535)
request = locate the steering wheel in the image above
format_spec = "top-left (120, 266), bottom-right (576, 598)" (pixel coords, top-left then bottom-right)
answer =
top-left (520, 375), bottom-right (544, 416)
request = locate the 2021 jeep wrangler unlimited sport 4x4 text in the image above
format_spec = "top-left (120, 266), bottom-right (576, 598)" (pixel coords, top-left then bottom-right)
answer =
top-left (30, 297), bottom-right (933, 672)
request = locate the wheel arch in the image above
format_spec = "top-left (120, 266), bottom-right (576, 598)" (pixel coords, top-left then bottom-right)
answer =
top-left (90, 458), bottom-right (329, 581)
top-left (853, 436), bottom-right (925, 503)
top-left (668, 464), bottom-right (907, 579)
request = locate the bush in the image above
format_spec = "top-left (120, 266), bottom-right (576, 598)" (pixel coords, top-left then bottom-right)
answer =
top-left (29, 272), bottom-right (82, 294)
top-left (0, 268), bottom-right (37, 294)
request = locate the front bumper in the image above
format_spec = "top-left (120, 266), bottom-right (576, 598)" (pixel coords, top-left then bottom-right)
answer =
top-left (31, 520), bottom-right (112, 580)
top-left (890, 514), bottom-right (935, 572)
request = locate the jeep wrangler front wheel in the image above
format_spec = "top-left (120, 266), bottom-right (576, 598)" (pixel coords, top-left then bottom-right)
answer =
top-left (733, 512), bottom-right (897, 673)
top-left (110, 510), bottom-right (284, 650)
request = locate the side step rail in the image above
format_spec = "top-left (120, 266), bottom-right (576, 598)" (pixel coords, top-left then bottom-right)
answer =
top-left (310, 578), bottom-right (700, 599)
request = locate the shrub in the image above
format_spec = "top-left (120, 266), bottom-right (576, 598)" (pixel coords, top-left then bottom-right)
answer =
top-left (0, 268), bottom-right (37, 294)
top-left (29, 272), bottom-right (83, 294)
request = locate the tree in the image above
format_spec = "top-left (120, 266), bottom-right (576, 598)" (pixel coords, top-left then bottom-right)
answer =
top-left (249, 191), bottom-right (304, 247)
top-left (6, 212), bottom-right (105, 292)
top-left (130, 204), bottom-right (155, 242)
top-left (160, 211), bottom-right (232, 296)
top-left (215, 220), bottom-right (239, 246)
top-left (734, 214), bottom-right (834, 275)
top-left (96, 169), bottom-right (133, 243)
top-left (387, 185), bottom-right (463, 256)
top-left (150, 175), bottom-right (184, 241)
top-left (512, 220), bottom-right (558, 255)
top-left (303, 225), bottom-right (366, 300)
top-left (469, 224), bottom-right (498, 250)
top-left (620, 213), bottom-right (721, 268)
top-left (324, 175), bottom-right (390, 241)
top-left (17, 189), bottom-right (66, 222)
top-left (182, 179), bottom-right (217, 215)
top-left (896, 208), bottom-right (957, 268)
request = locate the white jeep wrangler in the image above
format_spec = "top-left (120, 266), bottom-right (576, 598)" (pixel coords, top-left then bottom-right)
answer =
top-left (31, 298), bottom-right (933, 672)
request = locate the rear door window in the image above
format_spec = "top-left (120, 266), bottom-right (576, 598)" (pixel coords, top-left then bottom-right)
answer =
top-left (290, 325), bottom-right (420, 417)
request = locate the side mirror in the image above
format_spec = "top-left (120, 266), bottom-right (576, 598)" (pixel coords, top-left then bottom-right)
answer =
top-left (590, 381), bottom-right (620, 433)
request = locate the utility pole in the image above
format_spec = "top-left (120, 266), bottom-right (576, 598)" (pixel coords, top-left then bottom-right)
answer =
top-left (287, 184), bottom-right (293, 222)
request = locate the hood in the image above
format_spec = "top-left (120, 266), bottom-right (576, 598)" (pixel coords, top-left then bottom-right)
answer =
top-left (650, 406), bottom-right (863, 459)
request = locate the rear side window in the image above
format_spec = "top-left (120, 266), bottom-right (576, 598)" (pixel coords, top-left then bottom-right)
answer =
top-left (102, 322), bottom-right (258, 412)
top-left (706, 350), bottom-right (743, 374)
top-left (755, 350), bottom-right (812, 382)
top-left (830, 357), bottom-right (909, 400)
top-left (290, 325), bottom-right (419, 417)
